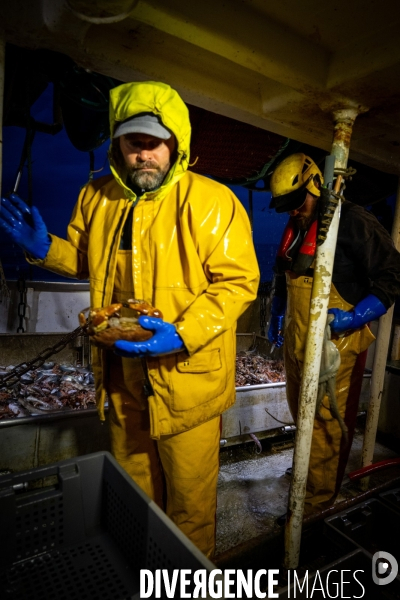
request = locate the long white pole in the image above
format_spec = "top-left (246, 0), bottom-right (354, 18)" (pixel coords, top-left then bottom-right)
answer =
top-left (359, 178), bottom-right (400, 489)
top-left (284, 107), bottom-right (358, 569)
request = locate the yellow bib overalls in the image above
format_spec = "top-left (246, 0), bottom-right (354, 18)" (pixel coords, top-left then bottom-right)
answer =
top-left (106, 249), bottom-right (220, 557)
top-left (284, 271), bottom-right (375, 514)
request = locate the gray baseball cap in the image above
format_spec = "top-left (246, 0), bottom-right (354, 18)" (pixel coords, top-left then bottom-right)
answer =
top-left (113, 112), bottom-right (172, 140)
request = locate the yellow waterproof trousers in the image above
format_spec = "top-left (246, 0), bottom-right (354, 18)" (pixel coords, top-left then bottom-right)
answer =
top-left (105, 250), bottom-right (220, 558)
top-left (284, 273), bottom-right (375, 515)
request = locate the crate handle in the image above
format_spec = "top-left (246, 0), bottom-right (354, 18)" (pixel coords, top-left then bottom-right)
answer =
top-left (2, 463), bottom-right (78, 496)
top-left (12, 472), bottom-right (61, 494)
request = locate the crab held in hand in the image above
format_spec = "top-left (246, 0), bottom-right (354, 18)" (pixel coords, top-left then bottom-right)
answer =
top-left (79, 299), bottom-right (163, 349)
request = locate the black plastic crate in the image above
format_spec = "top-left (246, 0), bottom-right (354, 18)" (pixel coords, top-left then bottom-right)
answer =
top-left (0, 452), bottom-right (214, 600)
top-left (278, 549), bottom-right (400, 599)
top-left (324, 499), bottom-right (400, 564)
top-left (295, 520), bottom-right (357, 573)
top-left (380, 488), bottom-right (400, 513)
top-left (270, 521), bottom-right (357, 590)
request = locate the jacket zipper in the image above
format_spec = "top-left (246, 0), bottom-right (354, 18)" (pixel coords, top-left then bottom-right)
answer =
top-left (101, 209), bottom-right (128, 307)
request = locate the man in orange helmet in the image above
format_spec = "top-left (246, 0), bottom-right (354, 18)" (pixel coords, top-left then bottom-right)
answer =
top-left (268, 153), bottom-right (400, 516)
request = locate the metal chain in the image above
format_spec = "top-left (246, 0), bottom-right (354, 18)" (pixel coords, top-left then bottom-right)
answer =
top-left (0, 325), bottom-right (87, 388)
top-left (0, 259), bottom-right (11, 302)
top-left (17, 276), bottom-right (27, 333)
top-left (258, 281), bottom-right (271, 337)
top-left (260, 296), bottom-right (267, 337)
top-left (317, 189), bottom-right (341, 246)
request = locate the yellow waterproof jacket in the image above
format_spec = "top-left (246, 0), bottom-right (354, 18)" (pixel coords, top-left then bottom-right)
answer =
top-left (31, 81), bottom-right (260, 437)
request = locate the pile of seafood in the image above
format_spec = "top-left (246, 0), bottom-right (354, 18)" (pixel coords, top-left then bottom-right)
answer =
top-left (235, 352), bottom-right (286, 386)
top-left (0, 351), bottom-right (285, 419)
top-left (0, 362), bottom-right (96, 420)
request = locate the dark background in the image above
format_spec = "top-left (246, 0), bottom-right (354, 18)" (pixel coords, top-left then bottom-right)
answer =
top-left (1, 45), bottom-right (397, 285)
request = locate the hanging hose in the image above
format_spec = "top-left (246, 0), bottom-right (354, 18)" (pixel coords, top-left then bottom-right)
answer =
top-left (249, 433), bottom-right (262, 454)
top-left (348, 458), bottom-right (400, 481)
top-left (316, 314), bottom-right (348, 441)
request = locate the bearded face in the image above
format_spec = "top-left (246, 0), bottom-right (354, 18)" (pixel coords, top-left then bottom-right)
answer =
top-left (289, 193), bottom-right (318, 231)
top-left (126, 160), bottom-right (170, 191)
top-left (114, 133), bottom-right (176, 192)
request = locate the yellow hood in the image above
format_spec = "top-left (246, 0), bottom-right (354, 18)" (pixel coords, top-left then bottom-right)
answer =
top-left (108, 81), bottom-right (191, 198)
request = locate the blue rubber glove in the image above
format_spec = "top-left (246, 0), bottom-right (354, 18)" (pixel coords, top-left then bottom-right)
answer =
top-left (267, 296), bottom-right (286, 348)
top-left (0, 194), bottom-right (50, 259)
top-left (114, 316), bottom-right (185, 357)
top-left (328, 294), bottom-right (387, 335)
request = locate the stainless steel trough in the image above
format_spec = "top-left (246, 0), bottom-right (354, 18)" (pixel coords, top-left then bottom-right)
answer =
top-left (0, 333), bottom-right (110, 473)
top-left (221, 333), bottom-right (371, 446)
top-left (0, 332), bottom-right (371, 471)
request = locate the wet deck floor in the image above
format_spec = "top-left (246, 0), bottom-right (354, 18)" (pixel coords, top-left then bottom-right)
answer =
top-left (215, 427), bottom-right (399, 557)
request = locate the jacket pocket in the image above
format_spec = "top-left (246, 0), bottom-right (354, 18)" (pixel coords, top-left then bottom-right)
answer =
top-left (171, 347), bottom-right (226, 411)
top-left (176, 348), bottom-right (222, 373)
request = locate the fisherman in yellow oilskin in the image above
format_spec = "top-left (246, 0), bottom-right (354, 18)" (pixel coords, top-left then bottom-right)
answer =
top-left (268, 153), bottom-right (400, 517)
top-left (0, 81), bottom-right (260, 557)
